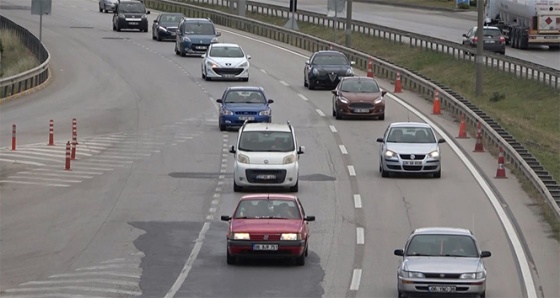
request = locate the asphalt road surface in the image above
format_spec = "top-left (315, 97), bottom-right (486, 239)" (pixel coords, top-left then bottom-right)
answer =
top-left (0, 0), bottom-right (558, 297)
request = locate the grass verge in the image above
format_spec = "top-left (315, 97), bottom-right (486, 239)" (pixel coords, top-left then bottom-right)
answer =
top-left (0, 29), bottom-right (40, 78)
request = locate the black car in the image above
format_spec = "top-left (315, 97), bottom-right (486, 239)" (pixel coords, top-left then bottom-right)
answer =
top-left (303, 50), bottom-right (355, 90)
top-left (152, 13), bottom-right (184, 41)
top-left (112, 0), bottom-right (150, 32)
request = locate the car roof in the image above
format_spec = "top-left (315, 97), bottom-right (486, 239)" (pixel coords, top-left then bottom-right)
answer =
top-left (160, 12), bottom-right (183, 16)
top-left (227, 86), bottom-right (263, 92)
top-left (242, 122), bottom-right (292, 132)
top-left (240, 194), bottom-right (297, 201)
top-left (182, 18), bottom-right (213, 23)
top-left (412, 227), bottom-right (473, 236)
top-left (211, 43), bottom-right (240, 48)
top-left (342, 76), bottom-right (376, 81)
top-left (314, 50), bottom-right (345, 55)
top-left (389, 122), bottom-right (432, 128)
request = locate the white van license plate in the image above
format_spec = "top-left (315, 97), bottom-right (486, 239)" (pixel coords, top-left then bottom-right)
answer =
top-left (256, 174), bottom-right (276, 180)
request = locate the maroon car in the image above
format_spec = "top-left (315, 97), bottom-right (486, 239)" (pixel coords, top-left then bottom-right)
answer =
top-left (220, 194), bottom-right (315, 265)
top-left (331, 76), bottom-right (387, 120)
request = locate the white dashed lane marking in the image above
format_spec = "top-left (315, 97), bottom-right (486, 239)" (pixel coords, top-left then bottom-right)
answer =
top-left (339, 145), bottom-right (348, 154)
top-left (329, 125), bottom-right (337, 133)
top-left (347, 165), bottom-right (356, 176)
top-left (353, 194), bottom-right (362, 208)
top-left (356, 227), bottom-right (365, 244)
top-left (297, 94), bottom-right (309, 101)
top-left (279, 80), bottom-right (289, 86)
top-left (315, 109), bottom-right (325, 117)
top-left (349, 269), bottom-right (362, 291)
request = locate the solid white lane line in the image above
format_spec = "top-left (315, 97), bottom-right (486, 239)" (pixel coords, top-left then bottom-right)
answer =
top-left (49, 272), bottom-right (140, 279)
top-left (316, 109), bottom-right (325, 117)
top-left (349, 269), bottom-right (362, 290)
top-left (279, 80), bottom-right (289, 86)
top-left (298, 94), bottom-right (309, 101)
top-left (0, 158), bottom-right (45, 166)
top-left (6, 151), bottom-right (66, 158)
top-left (4, 286), bottom-right (141, 296)
top-left (329, 125), bottom-right (337, 133)
top-left (93, 155), bottom-right (136, 160)
top-left (164, 222), bottom-right (211, 298)
top-left (0, 180), bottom-right (70, 187)
top-left (101, 258), bottom-right (126, 264)
top-left (260, 68), bottom-right (267, 73)
top-left (81, 159), bottom-right (132, 164)
top-left (42, 165), bottom-right (113, 171)
top-left (34, 168), bottom-right (103, 175)
top-left (18, 171), bottom-right (93, 179)
top-left (9, 176), bottom-right (82, 183)
top-left (339, 145), bottom-right (348, 154)
top-left (20, 279), bottom-right (137, 286)
top-left (76, 264), bottom-right (139, 271)
top-left (19, 148), bottom-right (93, 156)
top-left (347, 165), bottom-right (356, 176)
top-left (386, 93), bottom-right (537, 298)
top-left (0, 295), bottom-right (106, 298)
top-left (85, 140), bottom-right (164, 145)
top-left (356, 227), bottom-right (365, 244)
top-left (353, 194), bottom-right (362, 208)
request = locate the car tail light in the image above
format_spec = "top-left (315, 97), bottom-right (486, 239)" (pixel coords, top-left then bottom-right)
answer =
top-left (473, 37), bottom-right (478, 43)
top-left (499, 36), bottom-right (505, 44)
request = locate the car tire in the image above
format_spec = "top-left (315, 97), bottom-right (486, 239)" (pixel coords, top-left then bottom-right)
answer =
top-left (381, 163), bottom-right (390, 178)
top-left (233, 181), bottom-right (242, 192)
top-left (226, 249), bottom-right (236, 265)
top-left (156, 33), bottom-right (162, 41)
top-left (289, 181), bottom-right (299, 192)
top-left (219, 123), bottom-right (226, 131)
top-left (433, 170), bottom-right (441, 178)
top-left (99, 7), bottom-right (103, 12)
top-left (116, 24), bottom-right (121, 32)
top-left (205, 73), bottom-right (211, 81)
top-left (378, 114), bottom-right (385, 120)
top-left (295, 252), bottom-right (305, 266)
top-left (308, 81), bottom-right (315, 90)
top-left (175, 44), bottom-right (180, 55)
top-left (332, 106), bottom-right (336, 117)
top-left (152, 32), bottom-right (156, 40)
top-left (104, 9), bottom-right (108, 13)
top-left (398, 290), bottom-right (407, 298)
top-left (335, 108), bottom-right (341, 120)
top-left (479, 291), bottom-right (485, 298)
top-left (304, 77), bottom-right (308, 87)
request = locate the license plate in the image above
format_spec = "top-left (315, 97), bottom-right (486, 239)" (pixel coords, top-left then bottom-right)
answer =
top-left (428, 286), bottom-right (456, 293)
top-left (353, 108), bottom-right (369, 113)
top-left (485, 40), bottom-right (495, 43)
top-left (238, 116), bottom-right (254, 121)
top-left (256, 174), bottom-right (276, 180)
top-left (403, 160), bottom-right (422, 165)
top-left (129, 22), bottom-right (138, 25)
top-left (196, 46), bottom-right (207, 50)
top-left (171, 32), bottom-right (176, 36)
top-left (253, 244), bottom-right (278, 251)
top-left (223, 74), bottom-right (236, 78)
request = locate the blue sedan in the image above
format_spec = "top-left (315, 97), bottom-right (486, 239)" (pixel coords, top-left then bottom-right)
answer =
top-left (216, 86), bottom-right (273, 131)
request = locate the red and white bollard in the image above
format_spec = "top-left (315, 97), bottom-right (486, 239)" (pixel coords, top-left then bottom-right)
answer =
top-left (72, 118), bottom-right (78, 144)
top-left (65, 141), bottom-right (71, 170)
top-left (71, 140), bottom-right (77, 160)
top-left (495, 146), bottom-right (507, 178)
top-left (11, 124), bottom-right (16, 150)
top-left (48, 120), bottom-right (54, 146)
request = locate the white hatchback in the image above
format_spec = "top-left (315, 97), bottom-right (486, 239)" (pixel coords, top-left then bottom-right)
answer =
top-left (201, 43), bottom-right (251, 81)
top-left (229, 122), bottom-right (304, 192)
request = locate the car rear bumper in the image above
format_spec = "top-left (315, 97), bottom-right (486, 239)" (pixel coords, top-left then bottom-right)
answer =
top-left (398, 277), bottom-right (486, 296)
top-left (227, 239), bottom-right (305, 257)
top-left (220, 115), bottom-right (270, 127)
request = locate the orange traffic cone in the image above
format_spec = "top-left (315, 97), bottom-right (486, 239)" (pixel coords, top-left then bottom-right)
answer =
top-left (367, 57), bottom-right (374, 78)
top-left (457, 114), bottom-right (468, 138)
top-left (432, 91), bottom-right (441, 115)
top-left (473, 121), bottom-right (485, 152)
top-left (394, 73), bottom-right (402, 93)
top-left (495, 146), bottom-right (507, 178)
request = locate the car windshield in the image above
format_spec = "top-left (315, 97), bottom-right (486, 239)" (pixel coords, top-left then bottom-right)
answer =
top-left (386, 127), bottom-right (436, 143)
top-left (474, 28), bottom-right (501, 37)
top-left (210, 46), bottom-right (244, 58)
top-left (239, 131), bottom-right (295, 152)
top-left (234, 199), bottom-right (301, 219)
top-left (405, 234), bottom-right (479, 257)
top-left (340, 79), bottom-right (380, 93)
top-left (182, 22), bottom-right (215, 35)
top-left (223, 91), bottom-right (266, 104)
top-left (312, 54), bottom-right (349, 65)
top-left (119, 2), bottom-right (145, 13)
top-left (160, 15), bottom-right (181, 25)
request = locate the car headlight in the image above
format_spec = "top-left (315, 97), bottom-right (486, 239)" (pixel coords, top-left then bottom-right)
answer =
top-left (428, 150), bottom-right (440, 159)
top-left (346, 68), bottom-right (354, 75)
top-left (374, 97), bottom-right (384, 104)
top-left (182, 36), bottom-right (191, 42)
top-left (259, 109), bottom-right (270, 116)
top-left (158, 26), bottom-right (167, 32)
top-left (237, 153), bottom-right (250, 164)
top-left (207, 61), bottom-right (219, 68)
top-left (118, 13), bottom-right (125, 18)
top-left (460, 271), bottom-right (485, 279)
top-left (312, 68), bottom-right (319, 75)
top-left (238, 61), bottom-right (248, 68)
top-left (283, 154), bottom-right (296, 164)
top-left (211, 37), bottom-right (219, 43)
top-left (280, 233), bottom-right (300, 240)
top-left (337, 97), bottom-right (349, 104)
top-left (402, 271), bottom-right (425, 278)
top-left (141, 14), bottom-right (147, 19)
top-left (221, 109), bottom-right (233, 115)
top-left (384, 150), bottom-right (397, 158)
top-left (232, 233), bottom-right (250, 240)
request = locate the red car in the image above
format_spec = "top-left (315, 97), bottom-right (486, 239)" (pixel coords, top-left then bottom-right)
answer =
top-left (220, 194), bottom-right (315, 266)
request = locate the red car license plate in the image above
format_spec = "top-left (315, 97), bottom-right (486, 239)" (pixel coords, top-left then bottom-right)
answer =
top-left (253, 244), bottom-right (278, 251)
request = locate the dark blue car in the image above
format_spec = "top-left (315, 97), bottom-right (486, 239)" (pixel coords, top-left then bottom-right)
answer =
top-left (174, 18), bottom-right (221, 56)
top-left (216, 87), bottom-right (273, 131)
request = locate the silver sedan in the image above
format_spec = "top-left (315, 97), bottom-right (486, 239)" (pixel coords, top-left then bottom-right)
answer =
top-left (394, 227), bottom-right (492, 298)
top-left (376, 122), bottom-right (445, 178)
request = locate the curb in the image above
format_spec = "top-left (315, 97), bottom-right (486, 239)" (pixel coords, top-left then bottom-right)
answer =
top-left (353, 0), bottom-right (473, 12)
top-left (0, 68), bottom-right (53, 104)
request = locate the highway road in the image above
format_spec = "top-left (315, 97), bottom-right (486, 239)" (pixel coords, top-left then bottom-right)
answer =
top-left (248, 0), bottom-right (560, 70)
top-left (0, 0), bottom-right (559, 297)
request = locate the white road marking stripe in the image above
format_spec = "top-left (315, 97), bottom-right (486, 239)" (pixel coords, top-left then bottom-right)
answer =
top-left (76, 264), bottom-right (139, 271)
top-left (339, 145), bottom-right (348, 154)
top-left (6, 150), bottom-right (87, 158)
top-left (18, 148), bottom-right (93, 156)
top-left (0, 294), bottom-right (106, 298)
top-left (9, 176), bottom-right (82, 183)
top-left (33, 168), bottom-right (102, 175)
top-left (0, 180), bottom-right (70, 187)
top-left (356, 227), bottom-right (365, 244)
top-left (42, 165), bottom-right (112, 171)
top-left (353, 194), bottom-right (362, 208)
top-left (20, 279), bottom-right (137, 287)
top-left (386, 93), bottom-right (538, 298)
top-left (347, 165), bottom-right (356, 176)
top-left (103, 148), bottom-right (160, 153)
top-left (164, 222), bottom-right (210, 298)
top-left (175, 137), bottom-right (193, 140)
top-left (73, 144), bottom-right (107, 150)
top-left (329, 125), bottom-right (337, 133)
top-left (297, 94), bottom-right (309, 101)
top-left (79, 159), bottom-right (131, 164)
top-left (213, 193), bottom-right (220, 198)
top-left (260, 68), bottom-right (267, 73)
top-left (280, 80), bottom-right (289, 86)
top-left (0, 154), bottom-right (63, 163)
top-left (18, 171), bottom-right (93, 179)
top-left (0, 158), bottom-right (45, 166)
top-left (212, 200), bottom-right (219, 205)
top-left (94, 155), bottom-right (137, 160)
top-left (315, 109), bottom-right (325, 117)
top-left (49, 272), bottom-right (140, 279)
top-left (85, 140), bottom-right (164, 145)
top-left (101, 258), bottom-right (126, 264)
top-left (4, 286), bottom-right (141, 296)
top-left (209, 207), bottom-right (217, 213)
top-left (349, 269), bottom-right (362, 290)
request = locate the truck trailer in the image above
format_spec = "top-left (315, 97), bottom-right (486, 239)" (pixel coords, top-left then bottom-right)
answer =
top-left (485, 0), bottom-right (560, 49)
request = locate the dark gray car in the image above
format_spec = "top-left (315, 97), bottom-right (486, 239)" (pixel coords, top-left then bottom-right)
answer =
top-left (462, 26), bottom-right (506, 55)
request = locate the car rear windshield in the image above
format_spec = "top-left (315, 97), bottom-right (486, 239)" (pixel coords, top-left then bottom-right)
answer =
top-left (340, 79), bottom-right (380, 93)
top-left (182, 22), bottom-right (215, 35)
top-left (239, 131), bottom-right (295, 152)
top-left (312, 54), bottom-right (349, 65)
top-left (224, 91), bottom-right (265, 104)
top-left (119, 2), bottom-right (145, 13)
top-left (234, 199), bottom-right (301, 219)
top-left (210, 46), bottom-right (244, 58)
top-left (387, 127), bottom-right (436, 143)
top-left (478, 28), bottom-right (501, 37)
top-left (405, 234), bottom-right (479, 257)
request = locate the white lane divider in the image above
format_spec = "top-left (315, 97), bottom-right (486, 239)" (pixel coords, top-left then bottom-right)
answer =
top-left (260, 68), bottom-right (267, 74)
top-left (329, 125), bottom-right (337, 133)
top-left (349, 269), bottom-right (362, 291)
top-left (280, 80), bottom-right (289, 86)
top-left (353, 194), bottom-right (362, 208)
top-left (339, 145), bottom-right (348, 154)
top-left (316, 109), bottom-right (325, 117)
top-left (298, 94), bottom-right (309, 101)
top-left (356, 227), bottom-right (365, 245)
top-left (347, 165), bottom-right (356, 176)
top-left (386, 93), bottom-right (538, 298)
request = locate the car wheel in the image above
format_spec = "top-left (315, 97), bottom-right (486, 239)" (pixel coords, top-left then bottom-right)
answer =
top-left (156, 32), bottom-right (162, 41)
top-left (398, 290), bottom-right (407, 298)
top-left (175, 44), bottom-right (180, 55)
top-left (112, 23), bottom-right (116, 31)
top-left (479, 291), bottom-right (485, 298)
top-left (99, 7), bottom-right (103, 12)
top-left (233, 181), bottom-right (242, 192)
top-left (219, 123), bottom-right (226, 131)
top-left (152, 32), bottom-right (156, 40)
top-left (304, 76), bottom-right (308, 87)
top-left (226, 249), bottom-right (236, 265)
top-left (378, 114), bottom-right (385, 120)
top-left (308, 81), bottom-right (315, 90)
top-left (433, 169), bottom-right (441, 178)
top-left (116, 24), bottom-right (121, 32)
top-left (205, 72), bottom-right (211, 81)
top-left (381, 163), bottom-right (390, 178)
top-left (295, 252), bottom-right (305, 266)
top-left (335, 108), bottom-right (341, 120)
top-left (104, 9), bottom-right (108, 13)
top-left (332, 105), bottom-right (336, 117)
top-left (289, 181), bottom-right (298, 192)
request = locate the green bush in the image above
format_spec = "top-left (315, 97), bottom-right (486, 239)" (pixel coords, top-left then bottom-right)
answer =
top-left (458, 3), bottom-right (470, 9)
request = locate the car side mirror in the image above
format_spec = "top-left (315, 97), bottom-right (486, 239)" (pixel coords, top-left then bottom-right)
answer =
top-left (394, 249), bottom-right (404, 256)
top-left (462, 33), bottom-right (468, 38)
top-left (146, 10), bottom-right (150, 14)
top-left (350, 61), bottom-right (356, 65)
top-left (229, 145), bottom-right (236, 154)
top-left (381, 90), bottom-right (387, 97)
top-left (153, 20), bottom-right (157, 23)
top-left (220, 215), bottom-right (231, 221)
top-left (331, 90), bottom-right (338, 95)
top-left (201, 54), bottom-right (206, 58)
top-left (438, 138), bottom-right (446, 143)
top-left (267, 99), bottom-right (274, 103)
top-left (216, 99), bottom-right (223, 103)
top-left (297, 146), bottom-right (305, 155)
top-left (305, 216), bottom-right (315, 222)
top-left (216, 31), bottom-right (222, 36)
top-left (376, 137), bottom-right (384, 143)
top-left (305, 60), bottom-right (309, 64)
top-left (480, 251), bottom-right (492, 258)
top-left (247, 55), bottom-right (251, 59)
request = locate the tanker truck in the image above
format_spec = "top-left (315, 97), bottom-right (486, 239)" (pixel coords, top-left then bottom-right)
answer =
top-left (484, 0), bottom-right (560, 49)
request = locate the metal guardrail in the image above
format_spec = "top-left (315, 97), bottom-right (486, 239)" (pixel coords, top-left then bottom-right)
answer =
top-left (146, 0), bottom-right (560, 219)
top-left (179, 0), bottom-right (560, 90)
top-left (0, 15), bottom-right (50, 100)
